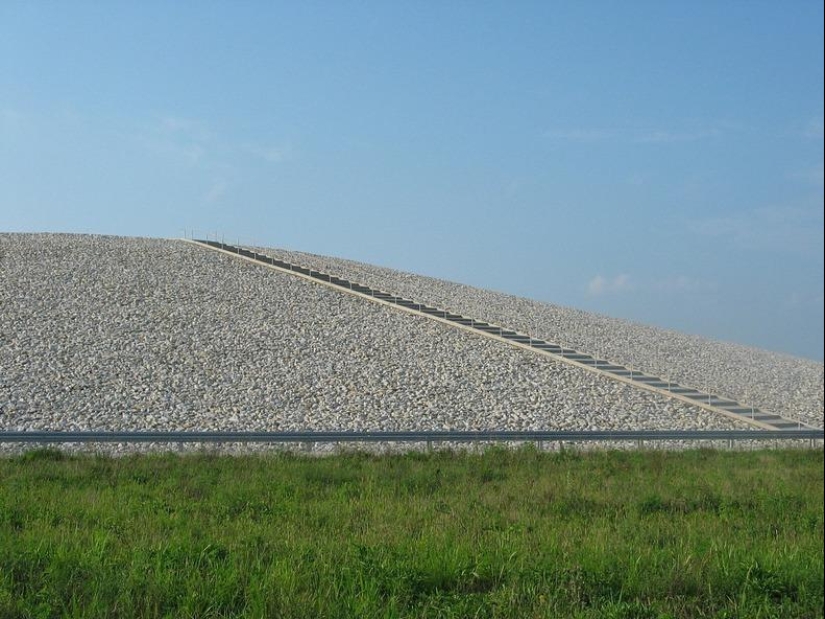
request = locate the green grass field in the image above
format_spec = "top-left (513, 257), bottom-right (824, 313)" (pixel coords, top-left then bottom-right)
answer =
top-left (1, 447), bottom-right (822, 618)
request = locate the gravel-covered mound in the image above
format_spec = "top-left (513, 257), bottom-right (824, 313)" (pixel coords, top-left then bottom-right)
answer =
top-left (1, 233), bottom-right (751, 442)
top-left (258, 246), bottom-right (824, 430)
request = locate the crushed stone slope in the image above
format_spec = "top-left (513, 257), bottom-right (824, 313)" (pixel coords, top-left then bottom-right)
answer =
top-left (0, 233), bottom-right (746, 434)
top-left (256, 245), bottom-right (824, 429)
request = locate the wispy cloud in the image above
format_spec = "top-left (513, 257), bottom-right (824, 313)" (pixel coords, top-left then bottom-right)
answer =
top-left (803, 116), bottom-right (824, 140)
top-left (545, 122), bottom-right (728, 145)
top-left (245, 143), bottom-right (294, 164)
top-left (204, 178), bottom-right (229, 204)
top-left (544, 128), bottom-right (613, 142)
top-left (136, 116), bottom-right (213, 167)
top-left (788, 163), bottom-right (824, 186)
top-left (0, 107), bottom-right (25, 131)
top-left (785, 290), bottom-right (825, 309)
top-left (653, 275), bottom-right (717, 294)
top-left (689, 205), bottom-right (824, 256)
top-left (138, 117), bottom-right (296, 169)
top-left (159, 116), bottom-right (216, 144)
top-left (587, 273), bottom-right (715, 297)
top-left (634, 128), bottom-right (721, 144)
top-left (625, 173), bottom-right (647, 187)
top-left (587, 274), bottom-right (633, 296)
top-left (132, 115), bottom-right (296, 207)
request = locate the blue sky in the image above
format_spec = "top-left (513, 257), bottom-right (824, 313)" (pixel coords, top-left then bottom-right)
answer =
top-left (2, 2), bottom-right (823, 360)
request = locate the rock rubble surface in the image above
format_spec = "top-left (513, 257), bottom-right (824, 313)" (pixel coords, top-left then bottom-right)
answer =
top-left (0, 234), bottom-right (759, 454)
top-left (259, 245), bottom-right (824, 430)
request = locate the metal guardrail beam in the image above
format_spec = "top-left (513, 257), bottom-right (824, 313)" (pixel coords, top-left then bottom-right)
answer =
top-left (1, 430), bottom-right (822, 444)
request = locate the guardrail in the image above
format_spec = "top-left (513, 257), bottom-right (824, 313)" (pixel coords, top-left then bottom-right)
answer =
top-left (2, 430), bottom-right (822, 449)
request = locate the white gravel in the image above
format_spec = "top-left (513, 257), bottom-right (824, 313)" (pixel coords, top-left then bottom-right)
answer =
top-left (258, 245), bottom-right (824, 430)
top-left (0, 233), bottom-right (760, 455)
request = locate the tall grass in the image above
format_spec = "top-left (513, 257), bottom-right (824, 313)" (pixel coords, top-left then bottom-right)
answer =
top-left (1, 447), bottom-right (822, 618)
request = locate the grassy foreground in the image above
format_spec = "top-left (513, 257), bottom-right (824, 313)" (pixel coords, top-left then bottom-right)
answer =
top-left (0, 447), bottom-right (822, 619)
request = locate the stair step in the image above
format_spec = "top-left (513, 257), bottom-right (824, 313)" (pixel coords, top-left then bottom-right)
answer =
top-left (750, 416), bottom-right (798, 427)
top-left (716, 406), bottom-right (758, 415)
top-left (640, 381), bottom-right (670, 389)
top-left (709, 400), bottom-right (741, 409)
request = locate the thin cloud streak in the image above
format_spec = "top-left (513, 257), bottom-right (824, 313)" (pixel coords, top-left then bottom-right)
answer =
top-left (544, 128), bottom-right (614, 142)
top-left (634, 128), bottom-right (721, 144)
top-left (689, 205), bottom-right (824, 256)
top-left (587, 273), bottom-right (716, 297)
top-left (204, 179), bottom-right (229, 204)
top-left (587, 273), bottom-right (633, 296)
top-left (245, 143), bottom-right (294, 164)
top-left (653, 275), bottom-right (717, 294)
top-left (785, 290), bottom-right (825, 309)
top-left (787, 163), bottom-right (824, 186)
top-left (134, 116), bottom-right (213, 168)
top-left (544, 123), bottom-right (728, 145)
top-left (0, 107), bottom-right (25, 131)
top-left (803, 116), bottom-right (824, 140)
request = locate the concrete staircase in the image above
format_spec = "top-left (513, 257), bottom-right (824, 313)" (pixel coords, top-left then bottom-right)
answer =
top-left (191, 239), bottom-right (811, 431)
